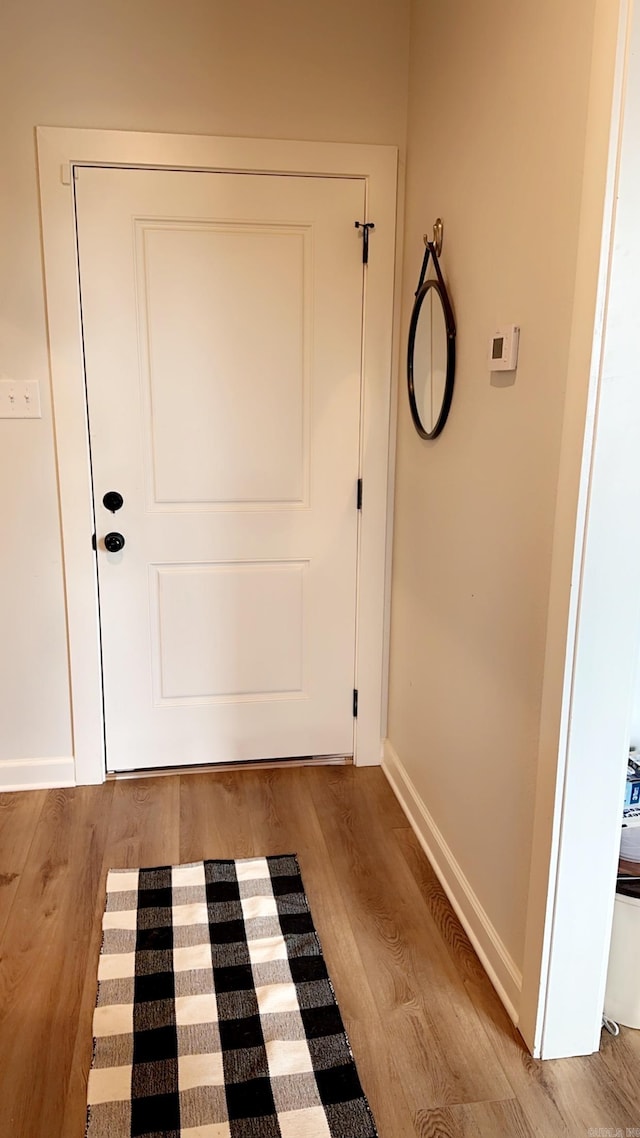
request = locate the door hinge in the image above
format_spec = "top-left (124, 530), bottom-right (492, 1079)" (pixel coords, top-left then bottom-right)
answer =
top-left (353, 689), bottom-right (359, 718)
top-left (91, 533), bottom-right (96, 551)
top-left (354, 221), bottom-right (375, 264)
top-left (357, 478), bottom-right (363, 510)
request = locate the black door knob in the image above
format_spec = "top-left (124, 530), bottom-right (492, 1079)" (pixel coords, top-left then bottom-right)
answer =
top-left (103, 491), bottom-right (124, 513)
top-left (104, 532), bottom-right (125, 552)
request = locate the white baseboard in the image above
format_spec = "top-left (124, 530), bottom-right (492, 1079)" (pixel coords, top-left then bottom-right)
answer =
top-left (382, 739), bottom-right (522, 1023)
top-left (0, 756), bottom-right (75, 792)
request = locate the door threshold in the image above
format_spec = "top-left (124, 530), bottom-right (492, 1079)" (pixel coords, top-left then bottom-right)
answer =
top-left (107, 754), bottom-right (353, 780)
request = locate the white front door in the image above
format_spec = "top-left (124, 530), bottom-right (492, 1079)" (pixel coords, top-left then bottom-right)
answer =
top-left (75, 166), bottom-right (365, 772)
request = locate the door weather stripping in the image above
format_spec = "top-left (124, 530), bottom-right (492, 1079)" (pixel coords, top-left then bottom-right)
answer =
top-left (354, 221), bottom-right (375, 264)
top-left (353, 689), bottom-right (359, 718)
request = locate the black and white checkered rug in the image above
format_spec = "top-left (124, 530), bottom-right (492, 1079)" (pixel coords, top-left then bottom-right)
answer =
top-left (87, 855), bottom-right (378, 1137)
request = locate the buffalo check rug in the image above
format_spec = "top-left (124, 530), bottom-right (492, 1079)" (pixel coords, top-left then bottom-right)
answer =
top-left (86, 855), bottom-right (378, 1138)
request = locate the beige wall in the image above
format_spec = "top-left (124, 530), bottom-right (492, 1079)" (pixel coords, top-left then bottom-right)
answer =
top-left (388, 0), bottom-right (601, 969)
top-left (1, 0), bottom-right (619, 995)
top-left (0, 0), bottom-right (410, 763)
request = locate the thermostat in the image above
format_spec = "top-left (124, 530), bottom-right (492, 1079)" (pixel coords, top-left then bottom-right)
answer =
top-left (489, 325), bottom-right (520, 371)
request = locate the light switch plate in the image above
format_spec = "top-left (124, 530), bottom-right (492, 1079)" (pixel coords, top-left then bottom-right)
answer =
top-left (0, 380), bottom-right (42, 418)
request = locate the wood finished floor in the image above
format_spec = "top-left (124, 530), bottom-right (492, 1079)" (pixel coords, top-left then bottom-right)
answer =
top-left (0, 765), bottom-right (638, 1137)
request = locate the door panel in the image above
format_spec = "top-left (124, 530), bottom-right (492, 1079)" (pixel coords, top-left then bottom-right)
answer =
top-left (139, 222), bottom-right (309, 506)
top-left (152, 561), bottom-right (307, 702)
top-left (75, 167), bottom-right (365, 771)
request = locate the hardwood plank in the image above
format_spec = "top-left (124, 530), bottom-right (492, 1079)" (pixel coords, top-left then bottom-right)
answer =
top-left (539, 1040), bottom-right (640, 1136)
top-left (2, 765), bottom-right (639, 1138)
top-left (234, 766), bottom-right (417, 1137)
top-left (0, 788), bottom-right (45, 944)
top-left (345, 1014), bottom-right (418, 1138)
top-left (63, 775), bottom-right (180, 1137)
top-left (392, 825), bottom-right (491, 990)
top-left (104, 774), bottom-right (181, 869)
top-left (415, 1098), bottom-right (536, 1138)
top-left (597, 1021), bottom-right (640, 1114)
top-left (179, 769), bottom-right (257, 862)
top-left (357, 765), bottom-right (413, 832)
top-left (184, 766), bottom-right (394, 1025)
top-left (306, 767), bottom-right (515, 1112)
top-left (233, 767), bottom-right (381, 1023)
top-left (0, 784), bottom-right (113, 1138)
top-left (394, 812), bottom-right (640, 1136)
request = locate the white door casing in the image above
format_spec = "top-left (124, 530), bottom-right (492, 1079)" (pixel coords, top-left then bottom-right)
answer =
top-left (37, 128), bottom-right (398, 783)
top-left (75, 166), bottom-right (365, 770)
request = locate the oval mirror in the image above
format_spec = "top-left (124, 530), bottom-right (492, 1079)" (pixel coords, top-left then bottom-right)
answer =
top-left (407, 278), bottom-right (456, 440)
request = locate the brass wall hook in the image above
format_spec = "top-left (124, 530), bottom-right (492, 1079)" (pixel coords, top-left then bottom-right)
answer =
top-left (423, 218), bottom-right (443, 258)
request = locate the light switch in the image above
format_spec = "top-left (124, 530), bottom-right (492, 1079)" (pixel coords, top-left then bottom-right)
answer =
top-left (0, 380), bottom-right (42, 418)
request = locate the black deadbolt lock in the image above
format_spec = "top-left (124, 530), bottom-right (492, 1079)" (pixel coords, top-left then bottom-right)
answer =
top-left (103, 491), bottom-right (124, 513)
top-left (104, 532), bottom-right (125, 553)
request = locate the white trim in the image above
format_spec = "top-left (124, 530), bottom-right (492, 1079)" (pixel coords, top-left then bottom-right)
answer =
top-left (520, 0), bottom-right (639, 1059)
top-left (379, 163), bottom-right (407, 747)
top-left (36, 127), bottom-right (398, 784)
top-left (0, 757), bottom-right (75, 792)
top-left (382, 739), bottom-right (521, 1023)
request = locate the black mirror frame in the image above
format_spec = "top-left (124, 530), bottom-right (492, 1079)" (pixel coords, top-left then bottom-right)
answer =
top-left (407, 240), bottom-right (456, 440)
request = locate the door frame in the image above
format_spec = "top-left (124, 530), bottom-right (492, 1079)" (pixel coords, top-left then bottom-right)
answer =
top-left (519, 0), bottom-right (640, 1058)
top-left (37, 127), bottom-right (398, 784)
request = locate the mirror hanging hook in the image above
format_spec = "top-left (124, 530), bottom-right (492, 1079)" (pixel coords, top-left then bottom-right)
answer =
top-left (423, 218), bottom-right (444, 258)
